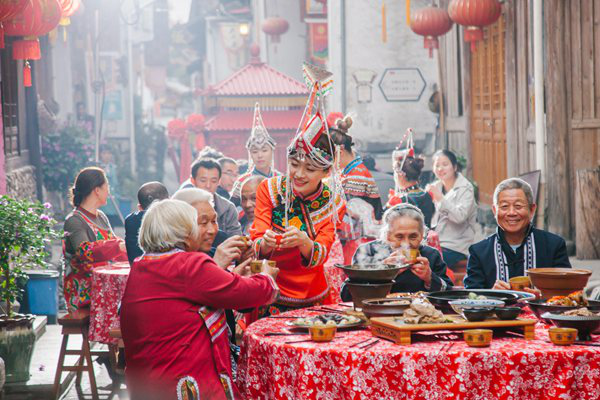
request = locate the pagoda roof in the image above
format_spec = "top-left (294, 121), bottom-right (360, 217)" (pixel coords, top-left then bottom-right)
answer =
top-left (208, 48), bottom-right (308, 97)
top-left (204, 109), bottom-right (303, 132)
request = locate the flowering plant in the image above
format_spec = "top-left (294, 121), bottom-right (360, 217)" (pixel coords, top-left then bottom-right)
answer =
top-left (41, 123), bottom-right (94, 194)
top-left (0, 196), bottom-right (61, 317)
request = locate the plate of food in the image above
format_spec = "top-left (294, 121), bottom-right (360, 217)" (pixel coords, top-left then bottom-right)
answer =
top-left (287, 313), bottom-right (364, 330)
top-left (426, 290), bottom-right (520, 313)
top-left (526, 290), bottom-right (600, 321)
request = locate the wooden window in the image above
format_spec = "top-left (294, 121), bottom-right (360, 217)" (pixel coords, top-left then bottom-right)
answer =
top-left (1, 40), bottom-right (20, 156)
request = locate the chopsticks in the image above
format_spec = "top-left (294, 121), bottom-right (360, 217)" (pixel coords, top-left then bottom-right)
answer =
top-left (348, 338), bottom-right (373, 348)
top-left (264, 332), bottom-right (308, 336)
top-left (360, 339), bottom-right (380, 350)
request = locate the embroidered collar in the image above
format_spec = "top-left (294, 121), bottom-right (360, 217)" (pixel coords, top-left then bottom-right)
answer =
top-left (396, 183), bottom-right (421, 194)
top-left (253, 167), bottom-right (273, 178)
top-left (342, 156), bottom-right (362, 176)
top-left (496, 224), bottom-right (534, 248)
top-left (292, 181), bottom-right (323, 202)
top-left (76, 206), bottom-right (99, 219)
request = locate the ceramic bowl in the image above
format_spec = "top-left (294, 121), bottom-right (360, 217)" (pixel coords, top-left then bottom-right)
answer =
top-left (345, 280), bottom-right (395, 309)
top-left (509, 276), bottom-right (532, 291)
top-left (462, 309), bottom-right (494, 322)
top-left (464, 329), bottom-right (493, 347)
top-left (548, 327), bottom-right (578, 346)
top-left (494, 306), bottom-right (522, 320)
top-left (527, 268), bottom-right (592, 298)
top-left (449, 299), bottom-right (505, 314)
top-left (308, 325), bottom-right (337, 342)
top-left (426, 290), bottom-right (520, 314)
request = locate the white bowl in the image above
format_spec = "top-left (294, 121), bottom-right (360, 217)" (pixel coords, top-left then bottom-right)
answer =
top-left (449, 299), bottom-right (505, 314)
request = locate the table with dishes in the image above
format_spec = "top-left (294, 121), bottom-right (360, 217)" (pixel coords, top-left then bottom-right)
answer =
top-left (238, 266), bottom-right (600, 400)
top-left (89, 262), bottom-right (130, 344)
top-left (237, 303), bottom-right (600, 400)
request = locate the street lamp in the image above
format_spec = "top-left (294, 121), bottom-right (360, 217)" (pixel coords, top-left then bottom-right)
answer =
top-left (239, 22), bottom-right (250, 37)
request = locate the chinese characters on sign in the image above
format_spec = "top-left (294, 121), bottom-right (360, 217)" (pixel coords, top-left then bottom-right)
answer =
top-left (378, 68), bottom-right (427, 102)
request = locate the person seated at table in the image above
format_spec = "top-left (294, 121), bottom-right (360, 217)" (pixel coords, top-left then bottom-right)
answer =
top-left (464, 178), bottom-right (571, 291)
top-left (172, 188), bottom-right (253, 269)
top-left (341, 204), bottom-right (453, 300)
top-left (63, 167), bottom-right (128, 311)
top-left (120, 199), bottom-right (279, 400)
top-left (124, 181), bottom-right (169, 265)
top-left (239, 176), bottom-right (266, 235)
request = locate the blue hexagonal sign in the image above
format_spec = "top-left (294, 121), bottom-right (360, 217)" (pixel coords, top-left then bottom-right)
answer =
top-left (378, 68), bottom-right (427, 102)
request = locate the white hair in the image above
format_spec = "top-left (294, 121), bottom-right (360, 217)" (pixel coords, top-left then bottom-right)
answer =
top-left (493, 178), bottom-right (534, 207)
top-left (138, 199), bottom-right (198, 253)
top-left (379, 203), bottom-right (426, 242)
top-left (171, 188), bottom-right (214, 207)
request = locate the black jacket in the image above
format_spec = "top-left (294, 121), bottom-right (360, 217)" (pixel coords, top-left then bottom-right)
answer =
top-left (464, 227), bottom-right (571, 289)
top-left (124, 210), bottom-right (145, 265)
top-left (340, 241), bottom-right (453, 301)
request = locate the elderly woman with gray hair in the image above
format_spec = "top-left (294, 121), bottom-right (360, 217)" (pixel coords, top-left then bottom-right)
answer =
top-left (340, 204), bottom-right (452, 300)
top-left (464, 177), bottom-right (571, 290)
top-left (120, 199), bottom-right (279, 400)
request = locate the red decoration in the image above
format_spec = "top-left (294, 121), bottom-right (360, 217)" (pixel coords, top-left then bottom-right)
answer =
top-left (410, 6), bottom-right (453, 58)
top-left (261, 17), bottom-right (289, 43)
top-left (186, 113), bottom-right (205, 135)
top-left (5, 0), bottom-right (62, 60)
top-left (326, 112), bottom-right (343, 129)
top-left (23, 60), bottom-right (31, 87)
top-left (448, 0), bottom-right (502, 52)
top-left (58, 0), bottom-right (80, 27)
top-left (0, 0), bottom-right (28, 49)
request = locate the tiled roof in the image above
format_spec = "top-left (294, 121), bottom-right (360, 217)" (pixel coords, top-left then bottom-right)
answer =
top-left (210, 62), bottom-right (308, 96)
top-left (204, 109), bottom-right (303, 132)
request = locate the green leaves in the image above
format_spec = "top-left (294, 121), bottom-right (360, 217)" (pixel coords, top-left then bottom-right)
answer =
top-left (0, 195), bottom-right (62, 317)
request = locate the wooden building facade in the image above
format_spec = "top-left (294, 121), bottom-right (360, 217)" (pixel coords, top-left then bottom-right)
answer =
top-left (437, 0), bottom-right (600, 245)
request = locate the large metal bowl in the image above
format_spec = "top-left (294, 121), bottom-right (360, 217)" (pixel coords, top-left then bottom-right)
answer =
top-left (541, 312), bottom-right (600, 341)
top-left (361, 297), bottom-right (412, 319)
top-left (527, 299), bottom-right (600, 322)
top-left (345, 280), bottom-right (395, 309)
top-left (335, 264), bottom-right (405, 283)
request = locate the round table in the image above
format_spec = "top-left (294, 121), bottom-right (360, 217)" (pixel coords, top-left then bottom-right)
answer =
top-left (89, 263), bottom-right (130, 344)
top-left (237, 306), bottom-right (600, 399)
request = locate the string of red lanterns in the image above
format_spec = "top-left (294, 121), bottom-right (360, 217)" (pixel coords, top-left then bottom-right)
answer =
top-left (409, 0), bottom-right (502, 56)
top-left (0, 0), bottom-right (28, 49)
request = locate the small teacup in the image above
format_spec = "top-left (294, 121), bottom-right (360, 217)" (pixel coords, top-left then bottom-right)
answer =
top-left (464, 329), bottom-right (493, 347)
top-left (509, 276), bottom-right (531, 291)
top-left (250, 260), bottom-right (276, 274)
top-left (402, 248), bottom-right (420, 264)
top-left (548, 327), bottom-right (577, 346)
top-left (309, 325), bottom-right (337, 342)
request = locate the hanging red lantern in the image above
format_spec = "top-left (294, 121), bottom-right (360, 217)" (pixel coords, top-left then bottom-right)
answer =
top-left (0, 0), bottom-right (28, 48)
top-left (261, 17), bottom-right (289, 43)
top-left (186, 113), bottom-right (206, 150)
top-left (410, 6), bottom-right (453, 58)
top-left (448, 0), bottom-right (502, 52)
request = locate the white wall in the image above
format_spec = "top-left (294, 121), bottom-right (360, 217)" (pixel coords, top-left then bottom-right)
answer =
top-left (328, 0), bottom-right (439, 168)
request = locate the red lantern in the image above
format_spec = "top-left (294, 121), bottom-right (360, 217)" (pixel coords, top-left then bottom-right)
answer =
top-left (5, 0), bottom-right (62, 59)
top-left (261, 17), bottom-right (289, 43)
top-left (58, 0), bottom-right (80, 29)
top-left (410, 6), bottom-right (453, 58)
top-left (0, 0), bottom-right (28, 48)
top-left (448, 0), bottom-right (502, 52)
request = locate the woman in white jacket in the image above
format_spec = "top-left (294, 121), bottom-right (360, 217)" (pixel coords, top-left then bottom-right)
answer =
top-left (426, 150), bottom-right (478, 269)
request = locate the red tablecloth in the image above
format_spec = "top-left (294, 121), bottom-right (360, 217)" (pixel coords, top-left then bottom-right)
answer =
top-left (89, 263), bottom-right (130, 344)
top-left (237, 306), bottom-right (600, 400)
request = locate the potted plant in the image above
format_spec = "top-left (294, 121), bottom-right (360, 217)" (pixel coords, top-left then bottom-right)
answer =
top-left (0, 195), bottom-right (60, 383)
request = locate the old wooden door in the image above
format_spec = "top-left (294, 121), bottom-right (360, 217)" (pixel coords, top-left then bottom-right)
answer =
top-left (470, 14), bottom-right (507, 205)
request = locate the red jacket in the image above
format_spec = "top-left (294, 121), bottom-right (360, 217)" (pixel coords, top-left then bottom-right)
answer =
top-left (120, 250), bottom-right (277, 399)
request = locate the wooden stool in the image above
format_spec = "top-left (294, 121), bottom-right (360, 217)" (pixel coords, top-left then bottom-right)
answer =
top-left (53, 310), bottom-right (106, 400)
top-left (449, 259), bottom-right (468, 286)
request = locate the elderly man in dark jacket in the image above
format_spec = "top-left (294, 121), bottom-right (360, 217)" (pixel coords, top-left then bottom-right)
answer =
top-left (464, 178), bottom-right (571, 291)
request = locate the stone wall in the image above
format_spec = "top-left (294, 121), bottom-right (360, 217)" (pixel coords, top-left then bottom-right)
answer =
top-left (5, 165), bottom-right (37, 201)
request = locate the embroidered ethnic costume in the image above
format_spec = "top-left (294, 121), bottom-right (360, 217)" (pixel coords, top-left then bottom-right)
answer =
top-left (251, 176), bottom-right (343, 307)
